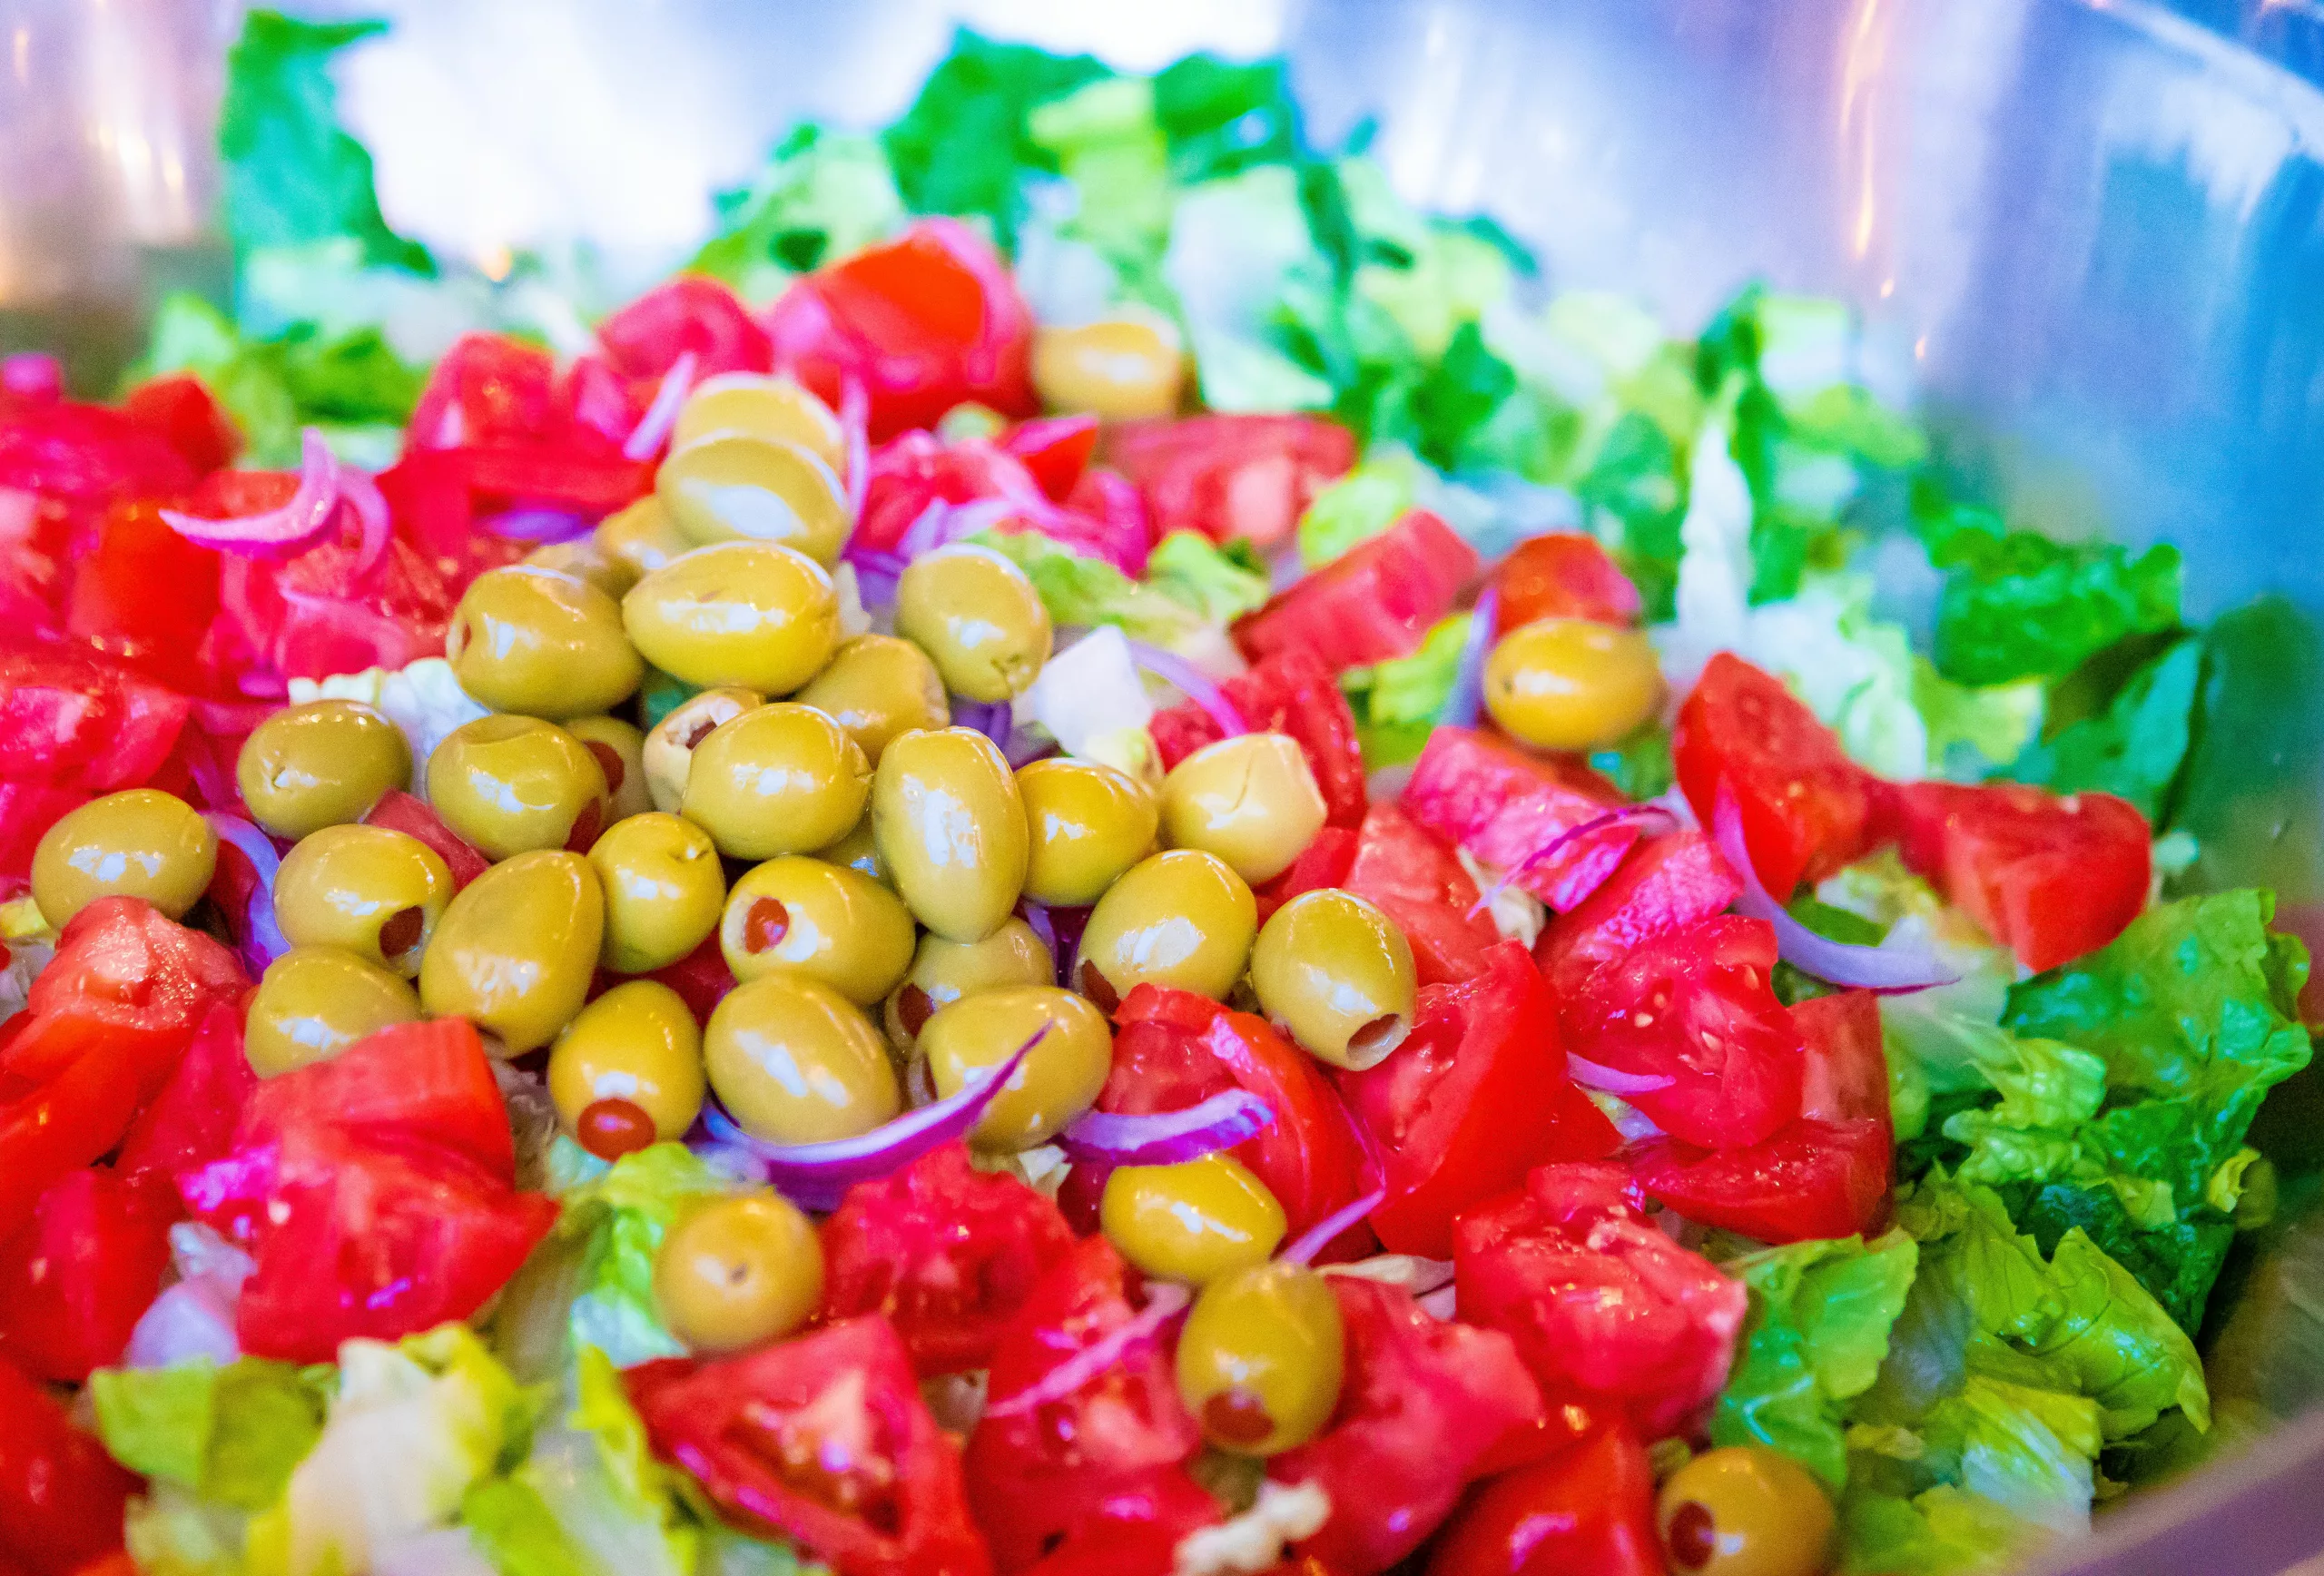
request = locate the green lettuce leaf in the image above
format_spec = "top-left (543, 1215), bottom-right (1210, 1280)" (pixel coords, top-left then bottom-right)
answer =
top-left (1153, 54), bottom-right (1300, 181)
top-left (554, 1143), bottom-right (744, 1368)
top-left (1915, 660), bottom-right (2044, 781)
top-left (1999, 635), bottom-right (2201, 821)
top-left (1142, 531), bottom-right (1271, 624)
top-left (1340, 614), bottom-right (1472, 767)
top-left (94, 1359), bottom-right (331, 1513)
top-left (973, 530), bottom-right (1217, 650)
top-left (691, 123), bottom-right (907, 301)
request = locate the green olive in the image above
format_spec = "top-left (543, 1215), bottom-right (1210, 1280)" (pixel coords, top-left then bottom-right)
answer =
top-left (871, 727), bottom-right (1029, 943)
top-left (670, 373), bottom-right (848, 475)
top-left (622, 541), bottom-right (840, 694)
top-left (1100, 1153), bottom-right (1285, 1285)
top-left (418, 850), bottom-right (606, 1053)
top-left (818, 816), bottom-right (890, 888)
top-left (596, 494), bottom-right (692, 578)
top-left (1032, 319), bottom-right (1185, 420)
top-left (523, 537), bottom-right (640, 599)
top-left (547, 980), bottom-right (706, 1152)
top-left (444, 566), bottom-right (644, 719)
top-left (792, 635), bottom-right (949, 764)
top-left (655, 1193), bottom-right (824, 1354)
top-left (882, 920), bottom-right (1055, 1049)
top-left (1158, 733), bottom-right (1326, 885)
top-left (1248, 890), bottom-right (1416, 1071)
top-left (682, 703), bottom-right (871, 861)
top-left (272, 822), bottom-right (453, 977)
top-left (894, 545), bottom-right (1054, 703)
top-left (1175, 1262), bottom-right (1345, 1456)
top-left (704, 974), bottom-right (900, 1145)
top-left (1656, 1446), bottom-right (1836, 1576)
top-left (1483, 618), bottom-right (1664, 753)
top-left (657, 432), bottom-right (850, 563)
top-left (1018, 757), bottom-right (1158, 906)
top-left (589, 812), bottom-right (726, 974)
top-left (920, 986), bottom-right (1112, 1150)
top-left (244, 946), bottom-right (421, 1078)
top-left (427, 714), bottom-right (612, 861)
top-left (643, 686), bottom-right (762, 813)
top-left (30, 789), bottom-right (217, 927)
top-left (236, 700), bottom-right (411, 839)
top-left (1074, 849), bottom-right (1256, 1011)
top-left (719, 856), bottom-right (914, 1005)
top-left (566, 714), bottom-right (652, 822)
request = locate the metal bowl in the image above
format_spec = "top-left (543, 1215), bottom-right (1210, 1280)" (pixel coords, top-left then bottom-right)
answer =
top-left (8, 0), bottom-right (2324, 1568)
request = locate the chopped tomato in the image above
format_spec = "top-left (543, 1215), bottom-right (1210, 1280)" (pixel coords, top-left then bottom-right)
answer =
top-left (1401, 728), bottom-right (1637, 911)
top-left (0, 637), bottom-right (193, 793)
top-left (965, 1238), bottom-right (1215, 1572)
top-left (1630, 1118), bottom-right (1893, 1245)
top-left (1000, 415), bottom-right (1099, 503)
top-left (1337, 943), bottom-right (1618, 1258)
top-left (1269, 1279), bottom-right (1545, 1575)
top-left (1253, 825), bottom-right (1360, 924)
top-left (624, 931), bottom-right (740, 1026)
top-left (1560, 916), bottom-right (1804, 1150)
top-left (1491, 533), bottom-right (1641, 632)
top-left (1149, 649), bottom-right (1369, 830)
top-left (820, 1142), bottom-right (1076, 1377)
top-left (856, 431), bottom-right (1045, 554)
top-left (241, 1018), bottom-right (516, 1176)
top-left (63, 503), bottom-right (224, 693)
top-left (1060, 466), bottom-right (1148, 563)
top-left (1341, 802), bottom-right (1499, 986)
top-left (1453, 1163), bottom-right (1747, 1440)
top-left (1424, 1425), bottom-right (1662, 1576)
top-left (1793, 990), bottom-right (1891, 1125)
top-left (595, 275), bottom-right (773, 380)
top-left (1234, 508), bottom-right (1476, 671)
top-left (1672, 653), bottom-right (1876, 900)
top-left (364, 790), bottom-right (490, 889)
top-left (768, 218), bottom-right (1037, 441)
top-left (409, 332), bottom-right (560, 451)
top-left (1059, 988), bottom-right (1369, 1245)
top-left (0, 1048), bottom-right (142, 1244)
top-left (0, 1354), bottom-right (138, 1576)
top-left (1893, 780), bottom-right (2151, 971)
top-left (633, 1315), bottom-right (990, 1576)
top-left (120, 372), bottom-right (241, 475)
top-left (1534, 831), bottom-right (1741, 1002)
top-left (0, 394), bottom-right (193, 520)
top-left (1103, 413), bottom-right (1354, 551)
top-left (114, 1002), bottom-right (255, 1180)
top-left (2, 898), bottom-right (244, 1098)
top-left (0, 783), bottom-right (85, 896)
top-left (0, 1167), bottom-right (177, 1382)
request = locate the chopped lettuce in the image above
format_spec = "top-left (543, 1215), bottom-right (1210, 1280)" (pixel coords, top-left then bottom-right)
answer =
top-left (1297, 447), bottom-right (1421, 567)
top-left (1142, 531), bottom-right (1272, 625)
top-left (1019, 625), bottom-right (1162, 785)
top-left (691, 123), bottom-right (906, 301)
top-left (1915, 660), bottom-right (2044, 782)
top-left (1164, 163), bottom-right (1337, 411)
top-left (546, 1143), bottom-right (743, 1370)
top-left (972, 529), bottom-right (1223, 652)
top-left (1340, 613), bottom-right (1472, 768)
top-left (95, 1359), bottom-right (331, 1512)
top-left (1999, 635), bottom-right (2201, 821)
top-left (1153, 54), bottom-right (1301, 182)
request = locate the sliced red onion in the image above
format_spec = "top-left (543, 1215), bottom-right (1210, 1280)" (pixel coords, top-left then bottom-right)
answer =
top-left (1467, 803), bottom-right (1678, 919)
top-left (1056, 1090), bottom-right (1275, 1167)
top-left (337, 467), bottom-right (391, 580)
top-left (622, 350), bottom-right (699, 461)
top-left (1564, 1052), bottom-right (1676, 1096)
top-left (1416, 1285), bottom-right (1459, 1321)
top-left (479, 507), bottom-right (594, 543)
top-left (700, 1024), bottom-right (1050, 1210)
top-left (206, 813), bottom-right (290, 970)
top-left (842, 545), bottom-right (906, 610)
top-left (897, 497), bottom-right (1020, 564)
top-left (1440, 588), bottom-right (1498, 731)
top-left (273, 585), bottom-right (423, 674)
top-left (162, 428), bottom-right (341, 557)
top-left (1019, 900), bottom-right (1058, 964)
top-left (1125, 639), bottom-right (1246, 737)
top-left (982, 1281), bottom-right (1193, 1419)
top-left (841, 377), bottom-right (869, 522)
top-left (1279, 1187), bottom-right (1386, 1266)
top-left (4, 352), bottom-right (63, 400)
top-left (1710, 784), bottom-right (1957, 994)
top-left (955, 699), bottom-right (1014, 750)
top-left (125, 1276), bottom-right (241, 1368)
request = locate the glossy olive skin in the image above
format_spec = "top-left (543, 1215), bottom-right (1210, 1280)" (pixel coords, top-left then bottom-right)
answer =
top-left (719, 856), bottom-right (915, 1006)
top-left (643, 686), bottom-right (761, 813)
top-left (872, 727), bottom-right (1029, 944)
top-left (670, 372), bottom-right (848, 475)
top-left (623, 541), bottom-right (840, 694)
top-left (524, 537), bottom-right (640, 599)
top-left (589, 812), bottom-right (726, 974)
top-left (921, 987), bottom-right (1112, 1150)
top-left (427, 714), bottom-right (612, 861)
top-left (1017, 757), bottom-right (1159, 906)
top-left (547, 980), bottom-right (706, 1147)
top-left (444, 566), bottom-right (644, 719)
top-left (566, 714), bottom-right (652, 822)
top-left (1100, 1153), bottom-right (1286, 1285)
top-left (655, 1193), bottom-right (825, 1354)
top-left (704, 974), bottom-right (901, 1145)
top-left (683, 703), bottom-right (872, 861)
top-left (244, 946), bottom-right (421, 1079)
top-left (236, 700), bottom-right (411, 839)
top-left (1656, 1447), bottom-right (1836, 1576)
top-left (1074, 849), bottom-right (1256, 1011)
top-left (894, 546), bottom-right (1055, 703)
top-left (30, 789), bottom-right (217, 927)
top-left (272, 822), bottom-right (453, 977)
top-left (418, 850), bottom-right (606, 1054)
top-left (818, 816), bottom-right (891, 888)
top-left (1483, 617), bottom-right (1665, 753)
top-left (658, 432), bottom-right (851, 563)
top-left (1031, 319), bottom-right (1184, 420)
top-left (1159, 733), bottom-right (1327, 885)
top-left (792, 635), bottom-right (949, 765)
top-left (1249, 890), bottom-right (1417, 1071)
top-left (882, 919), bottom-right (1055, 1049)
top-left (1176, 1262), bottom-right (1345, 1456)
top-left (596, 494), bottom-right (692, 577)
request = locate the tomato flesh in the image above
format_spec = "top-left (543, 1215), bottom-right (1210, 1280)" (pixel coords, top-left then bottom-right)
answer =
top-left (1234, 507), bottom-right (1475, 671)
top-left (1894, 780), bottom-right (2151, 971)
top-left (1630, 1117), bottom-right (1895, 1245)
top-left (1402, 728), bottom-right (1636, 912)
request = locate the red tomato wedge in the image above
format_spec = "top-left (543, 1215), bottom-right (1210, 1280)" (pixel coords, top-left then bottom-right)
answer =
top-left (1630, 1118), bottom-right (1894, 1245)
top-left (1235, 508), bottom-right (1477, 672)
top-left (1491, 532), bottom-right (1641, 632)
top-left (1424, 1425), bottom-right (1663, 1576)
top-left (1149, 648), bottom-right (1370, 830)
top-left (1103, 413), bottom-right (1354, 551)
top-left (1341, 803), bottom-right (1501, 987)
top-left (1793, 989), bottom-right (1892, 1126)
top-left (1893, 780), bottom-right (2151, 971)
top-left (0, 1167), bottom-right (177, 1383)
top-left (364, 791), bottom-right (490, 889)
top-left (1000, 414), bottom-right (1100, 503)
top-left (595, 275), bottom-right (773, 380)
top-left (1402, 728), bottom-right (1637, 912)
top-left (121, 372), bottom-right (242, 476)
top-left (0, 636), bottom-right (194, 793)
top-left (2, 898), bottom-right (243, 1099)
top-left (0, 1354), bottom-right (139, 1576)
top-left (114, 1002), bottom-right (256, 1181)
top-left (64, 503), bottom-right (224, 692)
top-left (1534, 829), bottom-right (1741, 1002)
top-left (1253, 825), bottom-right (1361, 924)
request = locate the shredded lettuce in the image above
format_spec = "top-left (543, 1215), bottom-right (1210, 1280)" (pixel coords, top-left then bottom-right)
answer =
top-left (1142, 531), bottom-right (1272, 625)
top-left (547, 1143), bottom-right (743, 1371)
top-left (1164, 163), bottom-right (1337, 411)
top-left (1999, 635), bottom-right (2201, 820)
top-left (95, 1359), bottom-right (330, 1514)
top-left (1340, 614), bottom-right (1472, 768)
top-left (691, 124), bottom-right (907, 301)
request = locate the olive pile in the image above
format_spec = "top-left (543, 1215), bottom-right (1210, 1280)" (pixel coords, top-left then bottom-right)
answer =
top-left (25, 369), bottom-right (1420, 1424)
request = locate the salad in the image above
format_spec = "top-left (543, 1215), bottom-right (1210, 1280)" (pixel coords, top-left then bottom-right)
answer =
top-left (0, 13), bottom-right (2307, 1576)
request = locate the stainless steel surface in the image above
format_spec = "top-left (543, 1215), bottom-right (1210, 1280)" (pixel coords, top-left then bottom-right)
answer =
top-left (8, 0), bottom-right (2324, 1568)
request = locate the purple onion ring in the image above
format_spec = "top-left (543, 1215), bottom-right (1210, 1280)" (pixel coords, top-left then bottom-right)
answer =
top-left (1055, 1090), bottom-right (1276, 1167)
